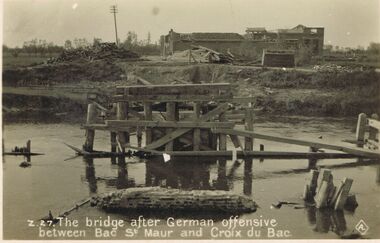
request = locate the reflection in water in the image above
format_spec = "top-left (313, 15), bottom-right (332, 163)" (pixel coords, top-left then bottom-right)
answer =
top-left (215, 159), bottom-right (228, 191)
top-left (84, 158), bottom-right (97, 195)
top-left (145, 158), bottom-right (215, 190)
top-left (84, 156), bottom-right (255, 196)
top-left (306, 207), bottom-right (347, 236)
top-left (244, 158), bottom-right (253, 196)
top-left (144, 157), bottom-right (254, 195)
top-left (377, 166), bottom-right (380, 186)
top-left (308, 158), bottom-right (317, 170)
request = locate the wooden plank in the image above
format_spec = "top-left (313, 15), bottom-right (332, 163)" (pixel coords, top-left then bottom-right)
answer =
top-left (128, 109), bottom-right (145, 120)
top-left (229, 135), bottom-right (241, 148)
top-left (113, 94), bottom-right (233, 102)
top-left (368, 118), bottom-right (380, 131)
top-left (136, 76), bottom-right (153, 85)
top-left (116, 83), bottom-right (232, 93)
top-left (153, 128), bottom-right (212, 151)
top-left (213, 128), bottom-right (380, 158)
top-left (145, 103), bottom-right (230, 150)
top-left (356, 113), bottom-right (367, 144)
top-left (334, 178), bottom-right (353, 210)
top-left (143, 150), bottom-right (359, 158)
top-left (105, 120), bottom-right (235, 128)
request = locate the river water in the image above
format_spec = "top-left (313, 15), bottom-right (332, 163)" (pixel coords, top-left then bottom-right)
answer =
top-left (2, 117), bottom-right (380, 240)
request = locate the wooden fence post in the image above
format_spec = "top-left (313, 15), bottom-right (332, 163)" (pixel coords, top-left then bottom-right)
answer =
top-left (83, 103), bottom-right (97, 152)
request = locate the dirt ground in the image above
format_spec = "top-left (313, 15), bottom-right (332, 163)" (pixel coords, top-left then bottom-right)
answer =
top-left (2, 56), bottom-right (380, 119)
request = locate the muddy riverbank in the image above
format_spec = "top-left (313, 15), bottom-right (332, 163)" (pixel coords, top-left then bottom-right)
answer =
top-left (3, 62), bottom-right (380, 117)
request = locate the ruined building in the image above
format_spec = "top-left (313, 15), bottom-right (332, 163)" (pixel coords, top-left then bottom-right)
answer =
top-left (161, 25), bottom-right (324, 59)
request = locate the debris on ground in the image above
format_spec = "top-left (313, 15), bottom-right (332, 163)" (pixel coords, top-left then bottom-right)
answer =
top-left (188, 45), bottom-right (234, 64)
top-left (47, 42), bottom-right (140, 64)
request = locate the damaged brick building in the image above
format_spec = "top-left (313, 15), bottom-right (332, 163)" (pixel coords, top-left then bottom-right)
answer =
top-left (161, 24), bottom-right (324, 59)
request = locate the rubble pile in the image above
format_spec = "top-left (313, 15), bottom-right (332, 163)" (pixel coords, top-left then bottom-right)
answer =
top-left (190, 45), bottom-right (234, 64)
top-left (48, 43), bottom-right (140, 63)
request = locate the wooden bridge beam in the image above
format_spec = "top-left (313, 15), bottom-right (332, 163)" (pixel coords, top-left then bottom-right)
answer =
top-left (213, 128), bottom-right (380, 159)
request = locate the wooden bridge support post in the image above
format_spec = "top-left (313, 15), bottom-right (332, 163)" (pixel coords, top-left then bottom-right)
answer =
top-left (369, 113), bottom-right (379, 141)
top-left (116, 102), bottom-right (129, 153)
top-left (193, 102), bottom-right (201, 151)
top-left (356, 113), bottom-right (367, 147)
top-left (219, 111), bottom-right (227, 151)
top-left (244, 108), bottom-right (254, 151)
top-left (110, 132), bottom-right (117, 153)
top-left (26, 140), bottom-right (31, 153)
top-left (243, 158), bottom-right (253, 196)
top-left (165, 102), bottom-right (177, 151)
top-left (144, 102), bottom-right (153, 146)
top-left (83, 103), bottom-right (97, 152)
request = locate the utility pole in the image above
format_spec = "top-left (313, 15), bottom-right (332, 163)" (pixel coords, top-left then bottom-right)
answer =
top-left (110, 5), bottom-right (119, 46)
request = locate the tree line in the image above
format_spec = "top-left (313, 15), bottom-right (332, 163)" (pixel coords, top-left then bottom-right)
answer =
top-left (3, 31), bottom-right (160, 57)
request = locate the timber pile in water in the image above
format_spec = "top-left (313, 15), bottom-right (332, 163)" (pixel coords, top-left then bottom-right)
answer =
top-left (91, 187), bottom-right (257, 213)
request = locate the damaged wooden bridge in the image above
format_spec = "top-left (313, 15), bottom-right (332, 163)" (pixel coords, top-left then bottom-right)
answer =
top-left (81, 82), bottom-right (380, 160)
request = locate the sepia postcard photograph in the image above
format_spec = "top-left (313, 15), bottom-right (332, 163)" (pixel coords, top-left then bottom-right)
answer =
top-left (1, 0), bottom-right (380, 241)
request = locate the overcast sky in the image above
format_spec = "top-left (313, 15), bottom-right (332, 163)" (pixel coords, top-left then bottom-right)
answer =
top-left (2, 0), bottom-right (380, 48)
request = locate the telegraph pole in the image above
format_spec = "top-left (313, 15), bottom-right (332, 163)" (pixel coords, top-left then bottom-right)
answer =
top-left (110, 5), bottom-right (119, 46)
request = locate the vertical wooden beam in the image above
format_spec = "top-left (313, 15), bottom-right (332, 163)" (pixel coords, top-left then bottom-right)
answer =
top-left (144, 102), bottom-right (153, 146)
top-left (84, 157), bottom-right (97, 194)
top-left (356, 113), bottom-right (367, 147)
top-left (110, 132), bottom-right (117, 153)
top-left (83, 103), bottom-right (97, 152)
top-left (243, 158), bottom-right (253, 196)
top-left (369, 113), bottom-right (379, 141)
top-left (110, 131), bottom-right (117, 164)
top-left (216, 159), bottom-right (228, 190)
top-left (137, 127), bottom-right (142, 147)
top-left (219, 111), bottom-right (227, 151)
top-left (165, 102), bottom-right (176, 151)
top-left (244, 108), bottom-right (254, 151)
top-left (334, 178), bottom-right (353, 210)
top-left (193, 102), bottom-right (201, 151)
top-left (116, 102), bottom-right (129, 153)
top-left (26, 140), bottom-right (31, 153)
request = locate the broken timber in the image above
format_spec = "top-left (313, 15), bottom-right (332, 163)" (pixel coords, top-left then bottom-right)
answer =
top-left (213, 129), bottom-right (380, 159)
top-left (80, 83), bottom-right (379, 161)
